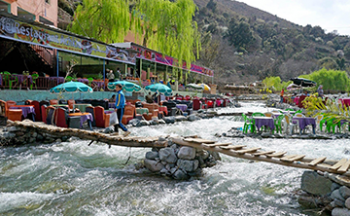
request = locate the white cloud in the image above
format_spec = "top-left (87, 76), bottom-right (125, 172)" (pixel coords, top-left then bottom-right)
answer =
top-left (237, 0), bottom-right (350, 35)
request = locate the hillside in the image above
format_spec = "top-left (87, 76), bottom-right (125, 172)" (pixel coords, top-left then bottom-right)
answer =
top-left (193, 0), bottom-right (350, 85)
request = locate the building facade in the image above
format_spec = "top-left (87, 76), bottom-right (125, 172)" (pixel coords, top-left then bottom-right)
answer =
top-left (0, 0), bottom-right (58, 26)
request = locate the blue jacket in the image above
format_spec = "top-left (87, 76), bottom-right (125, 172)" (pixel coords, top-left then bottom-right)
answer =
top-left (115, 90), bottom-right (126, 109)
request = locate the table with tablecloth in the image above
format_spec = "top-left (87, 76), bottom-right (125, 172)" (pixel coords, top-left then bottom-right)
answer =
top-left (253, 116), bottom-right (275, 131)
top-left (176, 104), bottom-right (188, 112)
top-left (74, 104), bottom-right (92, 112)
top-left (68, 112), bottom-right (93, 129)
top-left (9, 105), bottom-right (35, 120)
top-left (136, 108), bottom-right (149, 115)
top-left (158, 106), bottom-right (168, 115)
top-left (292, 117), bottom-right (316, 134)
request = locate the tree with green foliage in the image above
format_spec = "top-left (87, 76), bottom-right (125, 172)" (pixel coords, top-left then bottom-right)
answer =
top-left (262, 76), bottom-right (291, 92)
top-left (69, 0), bottom-right (200, 68)
top-left (224, 18), bottom-right (255, 51)
top-left (300, 68), bottom-right (350, 92)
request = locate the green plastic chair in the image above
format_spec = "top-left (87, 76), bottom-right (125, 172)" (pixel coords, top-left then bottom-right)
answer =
top-left (30, 74), bottom-right (39, 90)
top-left (252, 112), bottom-right (265, 117)
top-left (274, 115), bottom-right (285, 134)
top-left (285, 108), bottom-right (294, 111)
top-left (2, 72), bottom-right (18, 89)
top-left (66, 76), bottom-right (73, 82)
top-left (87, 77), bottom-right (94, 86)
top-left (295, 110), bottom-right (303, 114)
top-left (242, 113), bottom-right (255, 134)
top-left (326, 118), bottom-right (342, 134)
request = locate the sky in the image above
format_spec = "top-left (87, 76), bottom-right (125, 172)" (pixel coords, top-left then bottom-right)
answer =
top-left (237, 0), bottom-right (350, 36)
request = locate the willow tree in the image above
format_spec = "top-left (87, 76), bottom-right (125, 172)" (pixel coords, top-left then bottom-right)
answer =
top-left (132, 0), bottom-right (200, 68)
top-left (69, 0), bottom-right (130, 43)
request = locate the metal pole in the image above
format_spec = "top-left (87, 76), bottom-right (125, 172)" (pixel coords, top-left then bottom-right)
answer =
top-left (103, 59), bottom-right (105, 90)
top-left (56, 50), bottom-right (59, 78)
top-left (140, 58), bottom-right (142, 80)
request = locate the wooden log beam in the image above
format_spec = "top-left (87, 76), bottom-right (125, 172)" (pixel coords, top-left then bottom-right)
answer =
top-left (172, 138), bottom-right (350, 177)
top-left (9, 120), bottom-right (167, 148)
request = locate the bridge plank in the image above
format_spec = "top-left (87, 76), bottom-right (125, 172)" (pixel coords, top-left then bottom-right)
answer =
top-left (330, 158), bottom-right (348, 171)
top-left (308, 157), bottom-right (327, 166)
top-left (281, 155), bottom-right (305, 163)
top-left (184, 138), bottom-right (215, 144)
top-left (252, 151), bottom-right (275, 156)
top-left (236, 147), bottom-right (261, 154)
top-left (220, 145), bottom-right (246, 150)
top-left (338, 160), bottom-right (350, 173)
top-left (203, 143), bottom-right (232, 147)
top-left (266, 152), bottom-right (287, 158)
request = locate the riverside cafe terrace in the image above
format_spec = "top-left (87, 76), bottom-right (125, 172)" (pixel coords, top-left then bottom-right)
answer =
top-left (0, 13), bottom-right (214, 92)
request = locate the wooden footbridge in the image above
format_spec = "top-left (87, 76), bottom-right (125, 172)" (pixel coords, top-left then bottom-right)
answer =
top-left (7, 120), bottom-right (350, 177)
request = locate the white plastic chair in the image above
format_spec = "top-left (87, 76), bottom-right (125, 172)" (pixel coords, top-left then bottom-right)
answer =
top-left (264, 112), bottom-right (273, 117)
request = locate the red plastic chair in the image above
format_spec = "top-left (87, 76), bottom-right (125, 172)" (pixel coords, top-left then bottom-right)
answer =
top-left (41, 105), bottom-right (47, 123)
top-left (55, 108), bottom-right (68, 128)
top-left (206, 100), bottom-right (214, 108)
top-left (30, 100), bottom-right (42, 121)
top-left (298, 95), bottom-right (307, 108)
top-left (5, 100), bottom-right (16, 117)
top-left (193, 99), bottom-right (201, 110)
top-left (94, 106), bottom-right (111, 128)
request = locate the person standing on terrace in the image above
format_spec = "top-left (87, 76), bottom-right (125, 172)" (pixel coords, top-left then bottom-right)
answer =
top-left (114, 84), bottom-right (130, 136)
top-left (317, 85), bottom-right (324, 99)
top-left (280, 88), bottom-right (285, 104)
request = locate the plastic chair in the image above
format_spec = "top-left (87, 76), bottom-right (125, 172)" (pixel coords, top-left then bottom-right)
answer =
top-left (294, 113), bottom-right (305, 118)
top-left (274, 115), bottom-right (285, 134)
top-left (7, 109), bottom-right (22, 121)
top-left (285, 108), bottom-right (294, 111)
top-left (3, 72), bottom-right (18, 89)
top-left (94, 106), bottom-right (111, 128)
top-left (55, 108), bottom-right (68, 128)
top-left (68, 99), bottom-right (75, 109)
top-left (30, 74), bottom-right (39, 90)
top-left (30, 100), bottom-right (42, 121)
top-left (41, 105), bottom-right (48, 123)
top-left (264, 112), bottom-right (273, 117)
top-left (49, 99), bottom-right (59, 105)
top-left (85, 106), bottom-right (95, 126)
top-left (5, 100), bottom-right (16, 117)
top-left (122, 105), bottom-right (135, 125)
top-left (242, 113), bottom-right (255, 134)
top-left (252, 112), bottom-right (265, 117)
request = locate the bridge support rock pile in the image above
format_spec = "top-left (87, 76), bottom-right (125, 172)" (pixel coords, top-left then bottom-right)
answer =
top-left (142, 141), bottom-right (219, 180)
top-left (299, 171), bottom-right (350, 215)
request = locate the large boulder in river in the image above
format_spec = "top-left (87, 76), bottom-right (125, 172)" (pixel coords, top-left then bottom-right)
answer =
top-left (332, 208), bottom-right (350, 216)
top-left (164, 117), bottom-right (175, 124)
top-left (159, 147), bottom-right (177, 164)
top-left (129, 119), bottom-right (141, 127)
top-left (187, 114), bottom-right (201, 122)
top-left (301, 171), bottom-right (332, 196)
top-left (173, 169), bottom-right (188, 180)
top-left (177, 159), bottom-right (199, 172)
top-left (177, 147), bottom-right (196, 160)
top-left (144, 159), bottom-right (164, 172)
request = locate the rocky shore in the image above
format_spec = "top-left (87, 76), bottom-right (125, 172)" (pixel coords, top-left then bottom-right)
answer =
top-left (299, 170), bottom-right (350, 215)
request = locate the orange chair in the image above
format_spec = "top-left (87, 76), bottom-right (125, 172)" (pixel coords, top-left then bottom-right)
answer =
top-left (68, 99), bottom-right (75, 109)
top-left (55, 108), bottom-right (68, 128)
top-left (7, 109), bottom-right (22, 121)
top-left (94, 106), bottom-right (111, 128)
top-left (0, 100), bottom-right (5, 116)
top-left (41, 105), bottom-right (48, 123)
top-left (142, 103), bottom-right (160, 120)
top-left (30, 100), bottom-right (41, 121)
top-left (5, 100), bottom-right (16, 117)
top-left (49, 99), bottom-right (58, 105)
top-left (122, 105), bottom-right (135, 125)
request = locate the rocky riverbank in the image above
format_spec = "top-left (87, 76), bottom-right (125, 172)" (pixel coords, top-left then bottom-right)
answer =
top-left (138, 140), bottom-right (220, 180)
top-left (299, 171), bottom-right (350, 215)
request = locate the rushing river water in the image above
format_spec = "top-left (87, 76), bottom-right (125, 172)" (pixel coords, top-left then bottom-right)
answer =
top-left (1, 102), bottom-right (349, 216)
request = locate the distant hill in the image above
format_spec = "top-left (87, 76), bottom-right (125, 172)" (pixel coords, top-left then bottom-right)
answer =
top-left (193, 0), bottom-right (350, 85)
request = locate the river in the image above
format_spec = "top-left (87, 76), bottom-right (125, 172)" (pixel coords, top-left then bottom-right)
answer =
top-left (0, 102), bottom-right (348, 215)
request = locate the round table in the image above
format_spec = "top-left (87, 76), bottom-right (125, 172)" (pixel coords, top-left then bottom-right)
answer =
top-left (176, 104), bottom-right (188, 112)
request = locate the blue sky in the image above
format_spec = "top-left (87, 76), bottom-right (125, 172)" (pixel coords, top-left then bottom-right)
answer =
top-left (237, 0), bottom-right (350, 36)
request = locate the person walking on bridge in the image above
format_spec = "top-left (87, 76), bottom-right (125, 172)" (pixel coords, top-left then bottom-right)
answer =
top-left (114, 84), bottom-right (130, 137)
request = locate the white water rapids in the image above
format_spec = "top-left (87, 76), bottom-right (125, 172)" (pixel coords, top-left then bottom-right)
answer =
top-left (0, 102), bottom-right (348, 215)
